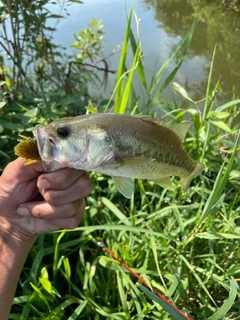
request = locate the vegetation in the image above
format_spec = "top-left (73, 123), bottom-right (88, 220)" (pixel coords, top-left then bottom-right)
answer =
top-left (143, 0), bottom-right (240, 102)
top-left (0, 1), bottom-right (240, 319)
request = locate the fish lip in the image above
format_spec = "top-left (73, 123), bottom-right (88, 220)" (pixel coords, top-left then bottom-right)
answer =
top-left (33, 126), bottom-right (56, 162)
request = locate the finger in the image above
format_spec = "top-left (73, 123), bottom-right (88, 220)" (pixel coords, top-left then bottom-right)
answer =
top-left (46, 200), bottom-right (85, 230)
top-left (2, 158), bottom-right (43, 184)
top-left (17, 198), bottom-right (84, 220)
top-left (37, 168), bottom-right (86, 190)
top-left (41, 172), bottom-right (92, 206)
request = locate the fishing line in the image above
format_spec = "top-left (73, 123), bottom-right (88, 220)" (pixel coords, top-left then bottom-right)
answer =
top-left (97, 241), bottom-right (192, 320)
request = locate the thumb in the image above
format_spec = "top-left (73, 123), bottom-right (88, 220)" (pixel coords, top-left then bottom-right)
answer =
top-left (2, 158), bottom-right (44, 184)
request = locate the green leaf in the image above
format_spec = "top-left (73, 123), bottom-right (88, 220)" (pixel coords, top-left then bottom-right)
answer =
top-left (63, 257), bottom-right (71, 282)
top-left (137, 284), bottom-right (189, 320)
top-left (172, 82), bottom-right (194, 103)
top-left (150, 20), bottom-right (196, 100)
top-left (67, 300), bottom-right (88, 320)
top-left (114, 9), bottom-right (133, 113)
top-left (39, 277), bottom-right (52, 295)
top-left (101, 197), bottom-right (132, 226)
top-left (199, 131), bottom-right (239, 224)
top-left (30, 282), bottom-right (50, 309)
top-left (196, 232), bottom-right (240, 240)
top-left (0, 101), bottom-right (6, 108)
top-left (208, 280), bottom-right (238, 320)
top-left (209, 120), bottom-right (232, 133)
top-left (0, 118), bottom-right (23, 130)
top-left (202, 44), bottom-right (217, 120)
top-left (208, 111), bottom-right (230, 119)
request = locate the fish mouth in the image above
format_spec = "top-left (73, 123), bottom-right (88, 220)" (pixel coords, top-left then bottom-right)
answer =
top-left (33, 126), bottom-right (64, 172)
top-left (33, 126), bottom-right (57, 162)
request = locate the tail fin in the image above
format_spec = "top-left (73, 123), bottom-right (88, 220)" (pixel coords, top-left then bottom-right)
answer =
top-left (182, 161), bottom-right (204, 191)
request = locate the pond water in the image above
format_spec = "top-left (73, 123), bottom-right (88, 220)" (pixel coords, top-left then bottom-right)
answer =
top-left (50, 0), bottom-right (240, 105)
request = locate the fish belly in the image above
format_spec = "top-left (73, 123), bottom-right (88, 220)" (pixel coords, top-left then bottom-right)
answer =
top-left (94, 160), bottom-right (189, 180)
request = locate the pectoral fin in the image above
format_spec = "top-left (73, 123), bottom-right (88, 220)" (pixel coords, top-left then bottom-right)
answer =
top-left (112, 176), bottom-right (134, 198)
top-left (152, 177), bottom-right (172, 190)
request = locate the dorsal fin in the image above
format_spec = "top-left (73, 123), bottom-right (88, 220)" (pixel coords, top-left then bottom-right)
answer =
top-left (135, 115), bottom-right (191, 142)
top-left (169, 122), bottom-right (191, 142)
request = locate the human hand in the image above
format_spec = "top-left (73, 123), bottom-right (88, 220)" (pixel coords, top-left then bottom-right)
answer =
top-left (0, 158), bottom-right (92, 242)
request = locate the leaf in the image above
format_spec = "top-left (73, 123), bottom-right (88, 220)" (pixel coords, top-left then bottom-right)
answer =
top-left (172, 82), bottom-right (194, 103)
top-left (137, 284), bottom-right (189, 320)
top-left (202, 44), bottom-right (217, 120)
top-left (208, 280), bottom-right (238, 320)
top-left (63, 257), bottom-right (71, 282)
top-left (216, 99), bottom-right (240, 112)
top-left (67, 300), bottom-right (88, 320)
top-left (129, 27), bottom-right (148, 92)
top-left (210, 120), bottom-right (232, 133)
top-left (114, 9), bottom-right (133, 113)
top-left (209, 111), bottom-right (230, 119)
top-left (39, 277), bottom-right (52, 295)
top-left (30, 282), bottom-right (50, 309)
top-left (196, 232), bottom-right (240, 240)
top-left (0, 101), bottom-right (6, 108)
top-left (85, 101), bottom-right (98, 114)
top-left (150, 20), bottom-right (196, 100)
top-left (0, 118), bottom-right (23, 130)
top-left (199, 131), bottom-right (239, 224)
top-left (101, 197), bottom-right (132, 226)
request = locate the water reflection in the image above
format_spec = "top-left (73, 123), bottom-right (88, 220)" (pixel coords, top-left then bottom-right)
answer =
top-left (47, 0), bottom-right (240, 104)
top-left (141, 0), bottom-right (240, 100)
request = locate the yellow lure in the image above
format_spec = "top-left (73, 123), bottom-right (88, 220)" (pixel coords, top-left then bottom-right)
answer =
top-left (14, 135), bottom-right (41, 165)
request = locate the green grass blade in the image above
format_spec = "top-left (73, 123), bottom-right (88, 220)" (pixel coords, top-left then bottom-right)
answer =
top-left (102, 197), bottom-right (132, 226)
top-left (67, 300), bottom-right (88, 320)
top-left (53, 230), bottom-right (66, 281)
top-left (129, 27), bottom-right (148, 93)
top-left (117, 45), bottom-right (140, 114)
top-left (178, 254), bottom-right (216, 306)
top-left (202, 44), bottom-right (217, 121)
top-left (137, 284), bottom-right (189, 320)
top-left (208, 279), bottom-right (238, 320)
top-left (114, 9), bottom-right (132, 113)
top-left (57, 225), bottom-right (173, 241)
top-left (215, 99), bottom-right (240, 112)
top-left (199, 131), bottom-right (239, 224)
top-left (116, 271), bottom-right (131, 319)
top-left (149, 20), bottom-right (196, 96)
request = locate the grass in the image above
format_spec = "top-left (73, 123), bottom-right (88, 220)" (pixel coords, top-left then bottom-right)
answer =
top-left (9, 11), bottom-right (240, 320)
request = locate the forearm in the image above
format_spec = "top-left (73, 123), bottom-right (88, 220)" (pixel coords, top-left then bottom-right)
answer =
top-left (0, 219), bottom-right (36, 319)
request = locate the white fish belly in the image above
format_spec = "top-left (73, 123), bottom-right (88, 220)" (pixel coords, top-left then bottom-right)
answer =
top-left (95, 161), bottom-right (188, 180)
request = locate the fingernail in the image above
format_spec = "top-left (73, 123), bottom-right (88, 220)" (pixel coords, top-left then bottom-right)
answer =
top-left (38, 179), bottom-right (50, 189)
top-left (17, 207), bottom-right (30, 216)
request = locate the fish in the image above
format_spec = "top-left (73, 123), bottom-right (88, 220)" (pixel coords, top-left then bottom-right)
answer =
top-left (33, 113), bottom-right (204, 198)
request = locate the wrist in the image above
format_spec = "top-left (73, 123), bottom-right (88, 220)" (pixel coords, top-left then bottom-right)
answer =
top-left (0, 216), bottom-right (37, 247)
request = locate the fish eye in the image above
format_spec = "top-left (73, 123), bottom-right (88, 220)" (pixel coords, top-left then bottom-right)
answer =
top-left (57, 126), bottom-right (70, 138)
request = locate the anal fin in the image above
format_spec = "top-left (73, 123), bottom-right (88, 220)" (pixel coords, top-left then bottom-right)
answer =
top-left (152, 177), bottom-right (172, 190)
top-left (112, 176), bottom-right (134, 198)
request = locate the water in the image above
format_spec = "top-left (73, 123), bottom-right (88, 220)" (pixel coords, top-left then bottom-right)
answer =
top-left (24, 1), bottom-right (240, 104)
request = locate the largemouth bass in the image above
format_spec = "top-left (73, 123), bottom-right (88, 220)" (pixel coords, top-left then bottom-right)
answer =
top-left (33, 113), bottom-right (204, 198)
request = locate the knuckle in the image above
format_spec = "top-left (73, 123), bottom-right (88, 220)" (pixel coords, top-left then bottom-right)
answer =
top-left (32, 207), bottom-right (43, 218)
top-left (82, 174), bottom-right (92, 196)
top-left (43, 190), bottom-right (58, 205)
top-left (66, 217), bottom-right (80, 229)
top-left (63, 201), bottom-right (79, 217)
